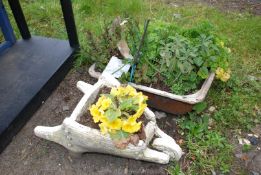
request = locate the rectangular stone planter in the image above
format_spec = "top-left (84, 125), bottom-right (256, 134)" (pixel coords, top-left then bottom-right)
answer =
top-left (89, 61), bottom-right (215, 115)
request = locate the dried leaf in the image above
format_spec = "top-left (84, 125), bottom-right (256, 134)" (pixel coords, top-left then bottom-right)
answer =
top-left (137, 124), bottom-right (146, 141)
top-left (113, 138), bottom-right (130, 149)
top-left (129, 134), bottom-right (139, 146)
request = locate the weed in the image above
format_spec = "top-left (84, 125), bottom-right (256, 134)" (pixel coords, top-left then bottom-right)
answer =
top-left (178, 113), bottom-right (233, 174)
top-left (242, 144), bottom-right (252, 152)
top-left (168, 164), bottom-right (185, 175)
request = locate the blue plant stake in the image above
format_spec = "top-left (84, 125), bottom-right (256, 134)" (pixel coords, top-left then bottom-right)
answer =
top-left (130, 64), bottom-right (136, 82)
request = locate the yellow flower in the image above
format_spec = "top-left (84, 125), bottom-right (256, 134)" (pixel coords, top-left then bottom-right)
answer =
top-left (109, 119), bottom-right (122, 130)
top-left (96, 95), bottom-right (106, 107)
top-left (215, 67), bottom-right (224, 79)
top-left (102, 118), bottom-right (122, 130)
top-left (220, 72), bottom-right (230, 82)
top-left (117, 86), bottom-right (126, 96)
top-left (92, 85), bottom-right (148, 137)
top-left (128, 115), bottom-right (137, 123)
top-left (89, 105), bottom-right (102, 123)
top-left (133, 103), bottom-right (147, 119)
top-left (110, 87), bottom-right (119, 97)
top-left (137, 92), bottom-right (148, 105)
top-left (215, 67), bottom-right (231, 82)
top-left (122, 120), bottom-right (141, 133)
top-left (100, 97), bottom-right (112, 110)
top-left (99, 123), bottom-right (108, 134)
top-left (125, 85), bottom-right (137, 96)
top-left (114, 85), bottom-right (137, 97)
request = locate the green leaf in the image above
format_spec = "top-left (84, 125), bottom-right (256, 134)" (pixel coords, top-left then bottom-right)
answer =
top-left (110, 130), bottom-right (130, 140)
top-left (193, 102), bottom-right (208, 113)
top-left (177, 61), bottom-right (185, 73)
top-left (197, 66), bottom-right (209, 79)
top-left (104, 109), bottom-right (121, 122)
top-left (194, 57), bottom-right (203, 66)
top-left (183, 61), bottom-right (193, 73)
top-left (119, 98), bottom-right (139, 111)
top-left (242, 144), bottom-right (252, 152)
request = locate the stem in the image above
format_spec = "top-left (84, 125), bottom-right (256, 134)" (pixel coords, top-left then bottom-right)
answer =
top-left (173, 72), bottom-right (182, 83)
top-left (144, 57), bottom-right (162, 75)
top-left (111, 59), bottom-right (133, 75)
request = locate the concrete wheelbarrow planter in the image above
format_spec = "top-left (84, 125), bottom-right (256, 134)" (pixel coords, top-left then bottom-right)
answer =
top-left (89, 57), bottom-right (215, 115)
top-left (34, 74), bottom-right (183, 164)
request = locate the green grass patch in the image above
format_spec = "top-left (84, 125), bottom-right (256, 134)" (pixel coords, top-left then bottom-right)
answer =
top-left (4, 0), bottom-right (261, 174)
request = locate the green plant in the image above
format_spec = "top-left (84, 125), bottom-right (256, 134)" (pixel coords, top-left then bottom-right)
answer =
top-left (168, 164), bottom-right (185, 175)
top-left (75, 18), bottom-right (122, 69)
top-left (131, 21), bottom-right (231, 95)
top-left (192, 102), bottom-right (208, 113)
top-left (242, 144), bottom-right (252, 152)
top-left (178, 113), bottom-right (233, 174)
top-left (89, 85), bottom-right (148, 149)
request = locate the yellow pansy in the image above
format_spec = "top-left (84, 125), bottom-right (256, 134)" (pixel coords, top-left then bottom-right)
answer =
top-left (127, 115), bottom-right (138, 123)
top-left (99, 123), bottom-right (108, 134)
top-left (96, 95), bottom-right (106, 107)
top-left (100, 97), bottom-right (112, 110)
top-left (137, 92), bottom-right (148, 105)
top-left (110, 87), bottom-right (119, 97)
top-left (122, 120), bottom-right (141, 133)
top-left (102, 118), bottom-right (122, 130)
top-left (133, 103), bottom-right (147, 119)
top-left (125, 85), bottom-right (137, 96)
top-left (90, 85), bottom-right (148, 139)
top-left (117, 86), bottom-right (126, 96)
top-left (89, 105), bottom-right (102, 123)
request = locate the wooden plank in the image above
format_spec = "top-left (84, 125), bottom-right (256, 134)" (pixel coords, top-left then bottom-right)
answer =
top-left (0, 36), bottom-right (76, 152)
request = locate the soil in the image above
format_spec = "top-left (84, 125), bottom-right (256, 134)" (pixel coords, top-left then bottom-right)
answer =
top-left (78, 110), bottom-right (99, 130)
top-left (230, 125), bottom-right (261, 174)
top-left (141, 77), bottom-right (172, 94)
top-left (0, 66), bottom-right (178, 175)
top-left (166, 0), bottom-right (261, 15)
top-left (202, 0), bottom-right (261, 15)
top-left (78, 87), bottom-right (111, 129)
top-left (141, 77), bottom-right (202, 95)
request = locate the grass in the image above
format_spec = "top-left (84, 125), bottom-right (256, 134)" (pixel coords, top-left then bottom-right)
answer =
top-left (3, 0), bottom-right (261, 174)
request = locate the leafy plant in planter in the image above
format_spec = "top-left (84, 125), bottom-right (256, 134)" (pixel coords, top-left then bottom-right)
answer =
top-left (89, 85), bottom-right (148, 148)
top-left (123, 21), bottom-right (232, 95)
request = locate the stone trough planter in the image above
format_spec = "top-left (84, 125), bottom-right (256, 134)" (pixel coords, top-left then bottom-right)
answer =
top-left (34, 74), bottom-right (183, 164)
top-left (89, 61), bottom-right (215, 114)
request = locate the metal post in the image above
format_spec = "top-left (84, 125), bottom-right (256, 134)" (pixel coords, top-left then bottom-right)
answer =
top-left (0, 0), bottom-right (16, 52)
top-left (60, 0), bottom-right (79, 48)
top-left (8, 0), bottom-right (31, 40)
